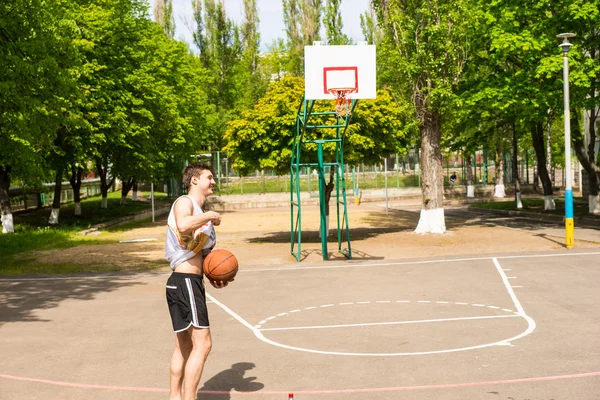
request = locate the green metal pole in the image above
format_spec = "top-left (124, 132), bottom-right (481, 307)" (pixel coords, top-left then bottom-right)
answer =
top-left (526, 150), bottom-right (529, 184)
top-left (417, 149), bottom-right (421, 187)
top-left (484, 148), bottom-right (488, 185)
top-left (317, 141), bottom-right (328, 260)
top-left (396, 153), bottom-right (400, 188)
top-left (473, 153), bottom-right (477, 184)
top-left (225, 158), bottom-right (229, 191)
top-left (217, 151), bottom-right (221, 191)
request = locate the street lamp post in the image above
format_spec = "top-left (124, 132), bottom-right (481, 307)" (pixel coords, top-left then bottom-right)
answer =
top-left (557, 32), bottom-right (576, 249)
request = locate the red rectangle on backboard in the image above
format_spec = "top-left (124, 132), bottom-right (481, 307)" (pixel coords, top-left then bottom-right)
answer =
top-left (323, 67), bottom-right (358, 94)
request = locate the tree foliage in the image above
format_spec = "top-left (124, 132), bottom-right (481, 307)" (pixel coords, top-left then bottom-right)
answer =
top-left (1, 0), bottom-right (215, 230)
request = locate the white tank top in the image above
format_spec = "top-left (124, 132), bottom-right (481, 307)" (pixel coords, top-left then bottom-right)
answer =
top-left (165, 195), bottom-right (216, 270)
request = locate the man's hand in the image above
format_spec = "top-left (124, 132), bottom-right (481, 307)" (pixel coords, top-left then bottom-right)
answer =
top-left (206, 211), bottom-right (222, 226)
top-left (209, 279), bottom-right (231, 289)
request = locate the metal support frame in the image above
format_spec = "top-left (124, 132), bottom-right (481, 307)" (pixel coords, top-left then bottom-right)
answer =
top-left (290, 97), bottom-right (355, 261)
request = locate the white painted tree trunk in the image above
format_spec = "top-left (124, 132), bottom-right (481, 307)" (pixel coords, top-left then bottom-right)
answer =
top-left (414, 208), bottom-right (446, 234)
top-left (101, 196), bottom-right (108, 208)
top-left (48, 208), bottom-right (60, 225)
top-left (74, 202), bottom-right (81, 216)
top-left (590, 194), bottom-right (600, 215)
top-left (1, 213), bottom-right (14, 233)
top-left (466, 185), bottom-right (475, 198)
top-left (516, 192), bottom-right (523, 209)
top-left (319, 214), bottom-right (330, 238)
top-left (132, 191), bottom-right (138, 201)
top-left (494, 184), bottom-right (505, 198)
top-left (120, 195), bottom-right (127, 205)
top-left (544, 195), bottom-right (555, 210)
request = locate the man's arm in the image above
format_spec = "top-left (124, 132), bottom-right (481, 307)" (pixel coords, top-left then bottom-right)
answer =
top-left (173, 198), bottom-right (221, 235)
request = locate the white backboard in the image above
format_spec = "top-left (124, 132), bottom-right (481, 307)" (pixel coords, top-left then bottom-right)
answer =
top-left (304, 44), bottom-right (376, 100)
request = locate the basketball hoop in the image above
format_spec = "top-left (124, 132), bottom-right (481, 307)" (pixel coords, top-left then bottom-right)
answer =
top-left (328, 87), bottom-right (357, 117)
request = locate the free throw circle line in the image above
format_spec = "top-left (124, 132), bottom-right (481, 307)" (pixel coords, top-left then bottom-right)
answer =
top-left (259, 314), bottom-right (520, 331)
top-left (207, 293), bottom-right (536, 356)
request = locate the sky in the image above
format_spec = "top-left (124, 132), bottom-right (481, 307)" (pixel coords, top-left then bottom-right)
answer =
top-left (149, 0), bottom-right (370, 52)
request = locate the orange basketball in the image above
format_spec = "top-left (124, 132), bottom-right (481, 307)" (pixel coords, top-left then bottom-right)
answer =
top-left (203, 249), bottom-right (238, 282)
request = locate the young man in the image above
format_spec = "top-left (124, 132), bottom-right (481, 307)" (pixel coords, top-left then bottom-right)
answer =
top-left (165, 162), bottom-right (228, 400)
top-left (449, 171), bottom-right (457, 187)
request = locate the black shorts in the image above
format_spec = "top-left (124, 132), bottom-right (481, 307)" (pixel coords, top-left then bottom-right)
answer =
top-left (166, 272), bottom-right (210, 332)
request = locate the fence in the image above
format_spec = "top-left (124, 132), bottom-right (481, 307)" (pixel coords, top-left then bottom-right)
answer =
top-left (8, 179), bottom-right (112, 212)
top-left (9, 149), bottom-right (581, 211)
top-left (205, 149), bottom-right (578, 196)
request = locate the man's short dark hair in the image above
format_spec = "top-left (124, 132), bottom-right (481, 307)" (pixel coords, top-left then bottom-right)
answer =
top-left (182, 162), bottom-right (213, 190)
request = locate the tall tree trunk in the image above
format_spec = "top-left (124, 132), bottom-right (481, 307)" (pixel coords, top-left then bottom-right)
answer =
top-left (494, 151), bottom-right (505, 198)
top-left (547, 116), bottom-right (552, 185)
top-left (465, 153), bottom-right (474, 197)
top-left (0, 166), bottom-right (14, 233)
top-left (512, 121), bottom-right (523, 209)
top-left (572, 109), bottom-right (600, 214)
top-left (49, 166), bottom-right (63, 224)
top-left (321, 166), bottom-right (335, 238)
top-left (531, 122), bottom-right (555, 210)
top-left (69, 166), bottom-right (84, 216)
top-left (132, 181), bottom-right (139, 201)
top-left (120, 176), bottom-right (135, 204)
top-left (415, 110), bottom-right (445, 234)
top-left (95, 158), bottom-right (114, 209)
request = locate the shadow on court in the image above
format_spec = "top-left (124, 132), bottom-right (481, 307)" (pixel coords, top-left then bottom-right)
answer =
top-left (298, 248), bottom-right (384, 262)
top-left (0, 275), bottom-right (145, 326)
top-left (197, 362), bottom-right (264, 399)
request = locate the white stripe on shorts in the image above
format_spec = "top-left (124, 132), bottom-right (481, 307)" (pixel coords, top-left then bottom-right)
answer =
top-left (185, 278), bottom-right (199, 326)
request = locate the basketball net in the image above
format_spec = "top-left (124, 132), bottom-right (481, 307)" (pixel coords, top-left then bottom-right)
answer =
top-left (328, 88), bottom-right (357, 118)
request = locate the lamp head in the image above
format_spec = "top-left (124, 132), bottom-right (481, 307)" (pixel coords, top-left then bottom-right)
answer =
top-left (556, 33), bottom-right (576, 53)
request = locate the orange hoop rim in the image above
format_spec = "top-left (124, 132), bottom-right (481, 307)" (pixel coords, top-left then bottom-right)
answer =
top-left (328, 87), bottom-right (357, 104)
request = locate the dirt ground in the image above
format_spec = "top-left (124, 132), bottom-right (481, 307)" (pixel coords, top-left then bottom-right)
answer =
top-left (27, 201), bottom-right (600, 271)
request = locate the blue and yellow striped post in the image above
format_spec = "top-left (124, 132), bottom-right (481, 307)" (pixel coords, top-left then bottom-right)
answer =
top-left (557, 33), bottom-right (576, 249)
top-left (565, 189), bottom-right (574, 248)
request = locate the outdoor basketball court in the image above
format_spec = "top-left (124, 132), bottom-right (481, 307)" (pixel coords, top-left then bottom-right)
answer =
top-left (1, 249), bottom-right (599, 399)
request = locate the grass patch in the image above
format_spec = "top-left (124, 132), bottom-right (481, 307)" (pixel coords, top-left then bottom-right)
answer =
top-left (1, 191), bottom-right (170, 272)
top-left (471, 197), bottom-right (595, 218)
top-left (12, 191), bottom-right (169, 230)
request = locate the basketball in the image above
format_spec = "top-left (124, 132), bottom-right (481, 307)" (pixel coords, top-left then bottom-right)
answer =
top-left (203, 249), bottom-right (238, 282)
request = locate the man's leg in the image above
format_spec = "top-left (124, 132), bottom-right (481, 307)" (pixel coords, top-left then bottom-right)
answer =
top-left (183, 327), bottom-right (212, 400)
top-left (170, 331), bottom-right (193, 400)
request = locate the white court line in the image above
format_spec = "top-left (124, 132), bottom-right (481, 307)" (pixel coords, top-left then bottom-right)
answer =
top-left (493, 258), bottom-right (527, 316)
top-left (203, 257), bottom-right (538, 357)
top-left (2, 251), bottom-right (600, 281)
top-left (235, 251), bottom-right (600, 273)
top-left (259, 314), bottom-right (520, 332)
top-left (207, 292), bottom-right (536, 357)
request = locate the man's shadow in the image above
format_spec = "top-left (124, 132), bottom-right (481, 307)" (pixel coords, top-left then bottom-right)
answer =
top-left (197, 362), bottom-right (264, 399)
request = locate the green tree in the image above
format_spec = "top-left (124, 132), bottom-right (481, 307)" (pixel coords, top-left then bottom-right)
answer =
top-left (154, 0), bottom-right (175, 38)
top-left (324, 0), bottom-right (350, 45)
top-left (0, 0), bottom-right (80, 232)
top-left (374, 0), bottom-right (471, 233)
top-left (360, 3), bottom-right (381, 45)
top-left (282, 0), bottom-right (304, 75)
top-left (563, 1), bottom-right (600, 214)
top-left (234, 0), bottom-right (268, 110)
top-left (301, 0), bottom-right (323, 45)
top-left (193, 0), bottom-right (242, 151)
